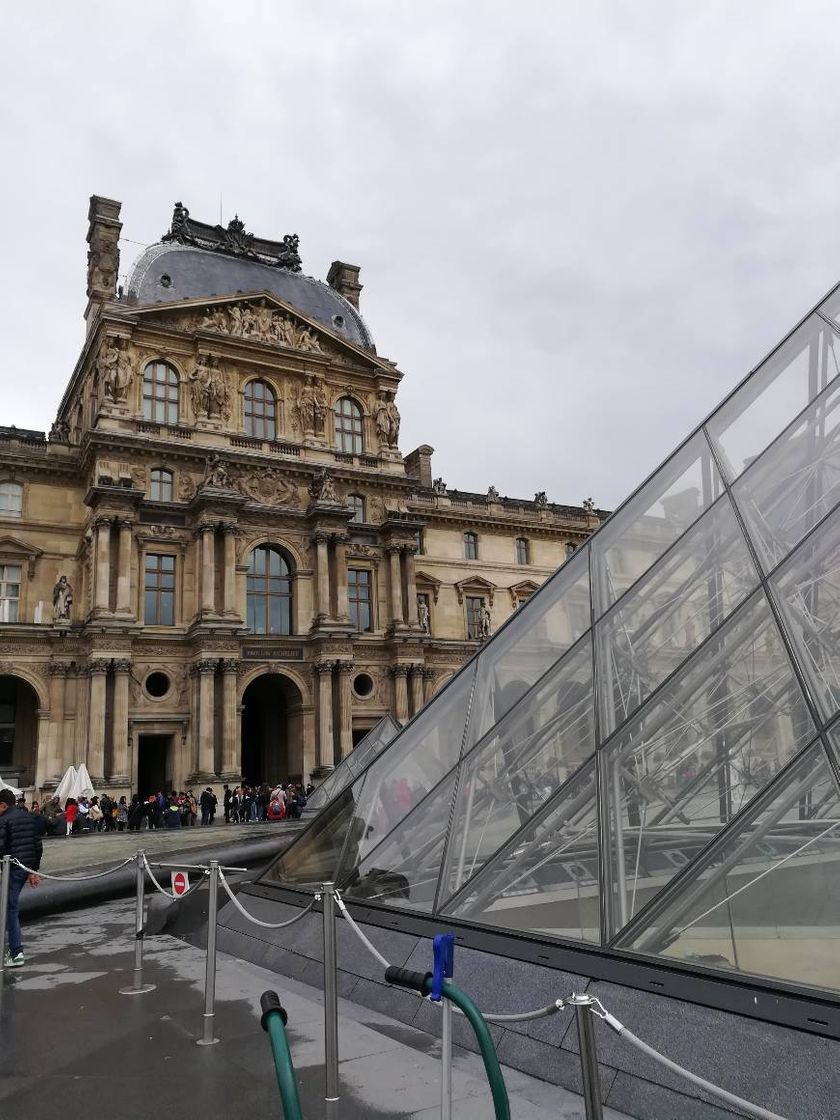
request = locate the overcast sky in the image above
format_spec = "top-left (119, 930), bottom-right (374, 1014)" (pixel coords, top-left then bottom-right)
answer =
top-left (3, 1), bottom-right (840, 508)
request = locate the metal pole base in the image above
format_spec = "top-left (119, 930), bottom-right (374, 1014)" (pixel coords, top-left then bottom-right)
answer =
top-left (196, 1037), bottom-right (220, 1047)
top-left (119, 983), bottom-right (156, 995)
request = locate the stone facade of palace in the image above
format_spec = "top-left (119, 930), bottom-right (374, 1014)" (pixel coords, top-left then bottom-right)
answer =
top-left (0, 196), bottom-right (604, 800)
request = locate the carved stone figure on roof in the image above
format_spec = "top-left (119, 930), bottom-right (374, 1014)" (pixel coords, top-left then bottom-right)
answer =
top-left (169, 201), bottom-right (190, 241)
top-left (203, 454), bottom-right (233, 490)
top-left (534, 491), bottom-right (548, 508)
top-left (309, 468), bottom-right (338, 504)
top-left (582, 497), bottom-right (596, 513)
top-left (432, 477), bottom-right (447, 494)
top-left (487, 485), bottom-right (500, 502)
top-left (52, 575), bottom-right (73, 621)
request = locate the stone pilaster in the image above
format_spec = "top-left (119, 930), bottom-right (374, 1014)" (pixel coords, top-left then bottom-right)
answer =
top-left (222, 523), bottom-right (239, 618)
top-left (314, 661), bottom-right (335, 774)
top-left (334, 534), bottom-right (350, 623)
top-left (409, 664), bottom-right (424, 717)
top-left (387, 546), bottom-right (404, 629)
top-left (199, 525), bottom-right (216, 616)
top-left (87, 658), bottom-right (110, 781)
top-left (115, 519), bottom-right (133, 615)
top-left (404, 545), bottom-right (419, 628)
top-left (93, 517), bottom-right (111, 613)
top-left (195, 659), bottom-right (217, 778)
top-left (422, 667), bottom-right (435, 704)
top-left (110, 659), bottom-right (131, 782)
top-left (391, 665), bottom-right (409, 723)
top-left (43, 663), bottom-right (69, 786)
top-left (221, 659), bottom-right (240, 777)
top-left (313, 532), bottom-right (331, 620)
top-left (336, 660), bottom-right (354, 760)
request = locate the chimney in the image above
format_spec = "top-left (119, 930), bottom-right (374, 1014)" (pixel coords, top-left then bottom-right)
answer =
top-left (327, 260), bottom-right (363, 309)
top-left (86, 195), bottom-right (122, 309)
top-left (405, 445), bottom-right (434, 490)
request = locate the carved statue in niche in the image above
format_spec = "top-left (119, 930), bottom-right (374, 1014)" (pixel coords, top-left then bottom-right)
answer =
top-left (417, 597), bottom-right (430, 633)
top-left (375, 391), bottom-right (400, 448)
top-left (313, 379), bottom-right (328, 434)
top-left (52, 576), bottom-right (73, 621)
top-left (309, 468), bottom-right (337, 504)
top-left (190, 355), bottom-right (230, 420)
top-left (479, 605), bottom-right (492, 641)
top-left (296, 378), bottom-right (316, 432)
top-left (202, 454), bottom-right (233, 490)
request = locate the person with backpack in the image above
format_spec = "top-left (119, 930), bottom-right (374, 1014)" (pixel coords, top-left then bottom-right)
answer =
top-left (0, 788), bottom-right (42, 966)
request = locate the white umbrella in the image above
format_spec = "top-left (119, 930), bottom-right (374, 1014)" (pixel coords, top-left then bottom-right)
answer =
top-left (0, 774), bottom-right (22, 798)
top-left (55, 765), bottom-right (78, 803)
top-left (75, 763), bottom-right (95, 798)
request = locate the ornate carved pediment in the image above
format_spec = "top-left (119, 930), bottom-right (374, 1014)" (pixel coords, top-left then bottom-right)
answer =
top-left (0, 535), bottom-right (43, 578)
top-left (141, 298), bottom-right (327, 355)
top-left (508, 579), bottom-right (540, 607)
top-left (415, 570), bottom-right (442, 604)
top-left (454, 575), bottom-right (496, 608)
top-left (237, 467), bottom-right (301, 506)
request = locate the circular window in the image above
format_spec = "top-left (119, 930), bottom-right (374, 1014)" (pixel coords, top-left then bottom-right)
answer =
top-left (332, 314), bottom-right (345, 329)
top-left (145, 671), bottom-right (171, 698)
top-left (353, 672), bottom-right (374, 698)
top-left (159, 273), bottom-right (172, 288)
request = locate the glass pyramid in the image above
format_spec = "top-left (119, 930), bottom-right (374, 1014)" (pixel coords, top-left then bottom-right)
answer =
top-left (304, 715), bottom-right (401, 813)
top-left (260, 281), bottom-right (840, 998)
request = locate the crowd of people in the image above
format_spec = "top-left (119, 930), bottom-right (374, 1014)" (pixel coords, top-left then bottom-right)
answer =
top-left (8, 780), bottom-right (314, 838)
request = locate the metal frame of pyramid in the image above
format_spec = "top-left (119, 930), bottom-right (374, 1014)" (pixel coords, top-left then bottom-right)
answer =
top-left (260, 279), bottom-right (840, 1004)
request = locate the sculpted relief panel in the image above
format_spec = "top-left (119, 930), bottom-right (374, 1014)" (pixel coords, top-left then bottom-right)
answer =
top-left (146, 300), bottom-right (325, 354)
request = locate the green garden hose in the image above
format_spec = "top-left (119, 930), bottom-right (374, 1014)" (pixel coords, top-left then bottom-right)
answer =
top-left (261, 990), bottom-right (305, 1120)
top-left (384, 966), bottom-right (511, 1120)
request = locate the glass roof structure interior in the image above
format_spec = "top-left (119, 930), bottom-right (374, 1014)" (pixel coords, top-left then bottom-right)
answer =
top-left (261, 284), bottom-right (840, 1000)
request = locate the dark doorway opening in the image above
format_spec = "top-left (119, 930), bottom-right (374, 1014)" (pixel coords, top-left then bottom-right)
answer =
top-left (137, 734), bottom-right (172, 799)
top-left (241, 674), bottom-right (303, 785)
top-left (0, 675), bottom-right (38, 787)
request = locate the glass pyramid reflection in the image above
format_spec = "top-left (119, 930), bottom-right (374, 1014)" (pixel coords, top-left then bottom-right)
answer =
top-left (259, 279), bottom-right (840, 997)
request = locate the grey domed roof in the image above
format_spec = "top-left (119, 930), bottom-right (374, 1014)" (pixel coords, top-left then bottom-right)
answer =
top-left (125, 242), bottom-right (375, 352)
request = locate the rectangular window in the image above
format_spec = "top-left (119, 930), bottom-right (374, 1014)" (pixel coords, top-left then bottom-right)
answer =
top-left (348, 569), bottom-right (373, 633)
top-left (415, 529), bottom-right (425, 555)
top-left (466, 595), bottom-right (486, 640)
top-left (144, 553), bottom-right (175, 626)
top-left (515, 538), bottom-right (529, 565)
top-left (0, 565), bottom-right (21, 622)
top-left (464, 532), bottom-right (478, 560)
top-left (0, 483), bottom-right (22, 518)
top-left (347, 495), bottom-right (365, 523)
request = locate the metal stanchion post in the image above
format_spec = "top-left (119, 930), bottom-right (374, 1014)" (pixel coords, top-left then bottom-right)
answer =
top-left (322, 882), bottom-right (340, 1118)
top-left (0, 855), bottom-right (11, 979)
top-left (569, 994), bottom-right (604, 1120)
top-left (441, 993), bottom-right (453, 1120)
top-left (120, 851), bottom-right (156, 996)
top-left (197, 860), bottom-right (220, 1046)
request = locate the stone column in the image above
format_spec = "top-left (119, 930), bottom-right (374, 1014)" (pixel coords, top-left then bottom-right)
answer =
top-left (315, 661), bottom-right (335, 772)
top-left (334, 534), bottom-right (350, 623)
top-left (388, 546), bottom-right (404, 628)
top-left (313, 533), bottom-right (331, 620)
top-left (93, 517), bottom-right (111, 613)
top-left (223, 523), bottom-right (239, 617)
top-left (115, 518), bottom-right (133, 614)
top-left (221, 659), bottom-right (240, 777)
top-left (87, 658), bottom-right (109, 781)
top-left (391, 665), bottom-right (409, 723)
top-left (196, 659), bottom-right (216, 777)
top-left (200, 525), bottom-right (216, 615)
top-left (45, 663), bottom-right (68, 785)
top-left (110, 659), bottom-right (131, 781)
top-left (404, 546), bottom-right (420, 628)
top-left (409, 665), bottom-right (424, 717)
top-left (423, 667), bottom-right (436, 703)
top-left (336, 660), bottom-right (354, 760)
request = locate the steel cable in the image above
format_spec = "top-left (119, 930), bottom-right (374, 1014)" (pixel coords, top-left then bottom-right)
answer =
top-left (11, 855), bottom-right (136, 881)
top-left (217, 868), bottom-right (317, 929)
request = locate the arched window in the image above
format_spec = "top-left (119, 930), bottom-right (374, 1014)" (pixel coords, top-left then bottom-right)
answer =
top-left (347, 494), bottom-right (365, 523)
top-left (515, 537), bottom-right (529, 565)
top-left (334, 396), bottom-right (364, 454)
top-left (464, 531), bottom-right (478, 560)
top-left (149, 469), bottom-right (173, 502)
top-left (244, 379), bottom-right (277, 440)
top-left (247, 546), bottom-right (293, 634)
top-left (142, 361), bottom-right (179, 425)
top-left (0, 482), bottom-right (23, 518)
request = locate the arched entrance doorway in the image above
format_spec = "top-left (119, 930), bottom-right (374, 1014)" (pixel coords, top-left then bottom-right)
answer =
top-left (0, 675), bottom-right (38, 787)
top-left (240, 673), bottom-right (303, 785)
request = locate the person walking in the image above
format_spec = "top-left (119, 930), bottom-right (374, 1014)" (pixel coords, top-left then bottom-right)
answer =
top-left (116, 796), bottom-right (129, 832)
top-left (199, 787), bottom-right (216, 826)
top-left (0, 788), bottom-right (42, 967)
top-left (223, 784), bottom-right (232, 824)
top-left (64, 797), bottom-right (78, 837)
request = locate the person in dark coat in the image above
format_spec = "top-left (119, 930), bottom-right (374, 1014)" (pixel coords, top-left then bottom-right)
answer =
top-left (0, 788), bottom-right (42, 966)
top-left (199, 787), bottom-right (217, 826)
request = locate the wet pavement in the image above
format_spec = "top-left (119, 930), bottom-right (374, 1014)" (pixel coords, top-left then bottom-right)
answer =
top-left (0, 900), bottom-right (632, 1119)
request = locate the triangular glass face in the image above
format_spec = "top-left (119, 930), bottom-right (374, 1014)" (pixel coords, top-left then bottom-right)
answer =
top-left (333, 663), bottom-right (476, 882)
top-left (342, 771), bottom-right (458, 912)
top-left (464, 545), bottom-right (591, 751)
top-left (595, 493), bottom-right (759, 736)
top-left (305, 715), bottom-right (401, 812)
top-left (602, 590), bottom-right (815, 938)
top-left (618, 740), bottom-right (840, 994)
top-left (259, 785), bottom-right (361, 887)
top-left (733, 378), bottom-right (840, 574)
top-left (441, 634), bottom-right (595, 904)
top-left (443, 759), bottom-right (600, 944)
top-left (771, 502), bottom-right (840, 723)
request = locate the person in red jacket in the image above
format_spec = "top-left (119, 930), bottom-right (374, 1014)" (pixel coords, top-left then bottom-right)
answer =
top-left (64, 797), bottom-right (78, 837)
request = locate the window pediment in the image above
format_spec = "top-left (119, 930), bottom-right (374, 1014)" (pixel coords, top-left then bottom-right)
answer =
top-left (0, 535), bottom-right (42, 578)
top-left (455, 575), bottom-right (496, 607)
top-left (509, 579), bottom-right (540, 607)
top-left (416, 570), bottom-right (443, 604)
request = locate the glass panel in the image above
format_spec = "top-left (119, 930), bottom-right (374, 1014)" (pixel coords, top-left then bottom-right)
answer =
top-left (306, 716), bottom-right (401, 812)
top-left (444, 759), bottom-right (600, 944)
top-left (592, 431), bottom-right (722, 618)
top-left (343, 772), bottom-right (457, 911)
top-left (335, 663), bottom-right (476, 880)
top-left (596, 495), bottom-right (759, 736)
top-left (707, 313), bottom-right (840, 484)
top-left (465, 545), bottom-right (590, 750)
top-left (603, 591), bottom-right (815, 937)
top-left (619, 741), bottom-right (840, 995)
top-left (771, 504), bottom-right (840, 721)
top-left (260, 786), bottom-right (360, 887)
top-left (443, 635), bottom-right (595, 902)
top-left (733, 379), bottom-right (840, 573)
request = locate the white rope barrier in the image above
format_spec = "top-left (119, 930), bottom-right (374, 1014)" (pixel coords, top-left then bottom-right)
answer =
top-left (334, 890), bottom-right (391, 967)
top-left (141, 852), bottom-right (204, 900)
top-left (12, 855), bottom-right (136, 881)
top-left (217, 868), bottom-right (317, 929)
